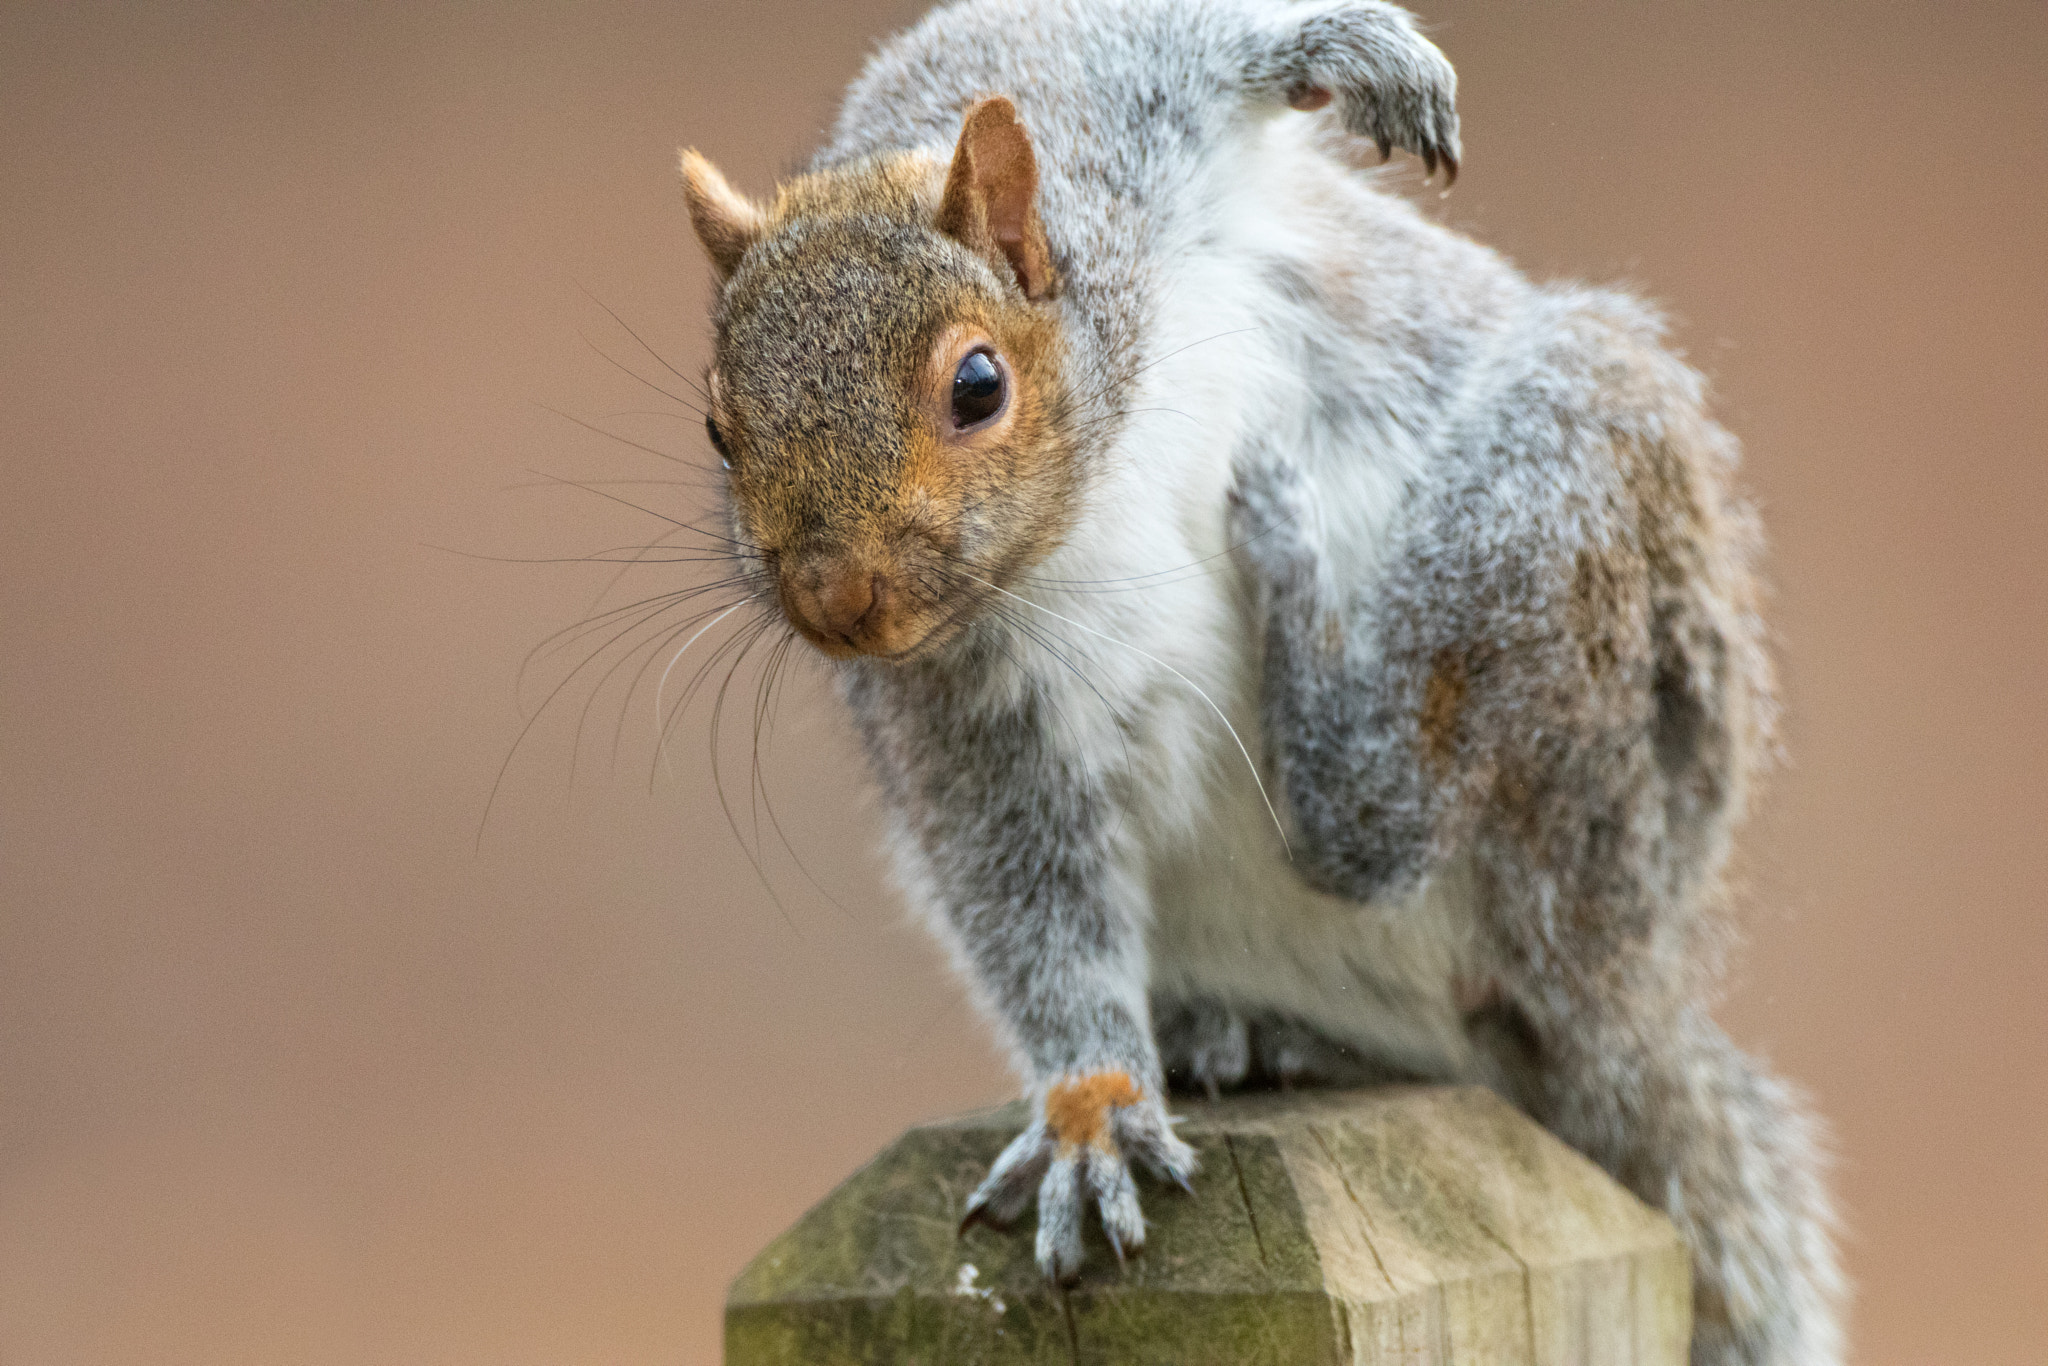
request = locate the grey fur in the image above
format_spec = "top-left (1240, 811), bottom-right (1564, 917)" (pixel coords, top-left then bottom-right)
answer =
top-left (700, 1), bottom-right (1843, 1359)
top-left (1224, 287), bottom-right (1840, 1360)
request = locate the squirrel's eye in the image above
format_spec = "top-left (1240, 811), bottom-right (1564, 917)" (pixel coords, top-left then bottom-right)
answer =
top-left (950, 350), bottom-right (1005, 429)
top-left (706, 413), bottom-right (732, 469)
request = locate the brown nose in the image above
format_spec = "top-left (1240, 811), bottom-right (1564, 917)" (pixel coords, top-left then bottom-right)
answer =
top-left (783, 559), bottom-right (883, 650)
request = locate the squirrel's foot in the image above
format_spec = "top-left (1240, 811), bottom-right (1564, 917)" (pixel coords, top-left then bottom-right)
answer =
top-left (959, 1070), bottom-right (1196, 1284)
top-left (1251, 1016), bottom-right (1413, 1088)
top-left (1157, 997), bottom-right (1252, 1100)
top-left (1253, 1), bottom-right (1462, 182)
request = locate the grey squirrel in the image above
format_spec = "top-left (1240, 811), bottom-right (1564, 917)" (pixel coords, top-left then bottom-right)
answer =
top-left (678, 1), bottom-right (1842, 1360)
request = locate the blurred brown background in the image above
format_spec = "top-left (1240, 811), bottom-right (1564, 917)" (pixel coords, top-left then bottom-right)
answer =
top-left (2, 1), bottom-right (2042, 1362)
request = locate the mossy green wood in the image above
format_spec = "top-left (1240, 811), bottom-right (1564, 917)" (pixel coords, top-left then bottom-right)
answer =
top-left (725, 1087), bottom-right (1690, 1365)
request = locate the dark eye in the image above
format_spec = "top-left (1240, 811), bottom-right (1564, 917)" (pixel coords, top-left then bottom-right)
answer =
top-left (951, 350), bottom-right (1005, 429)
top-left (705, 413), bottom-right (732, 469)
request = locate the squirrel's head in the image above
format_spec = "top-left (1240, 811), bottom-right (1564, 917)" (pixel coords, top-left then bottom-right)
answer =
top-left (682, 98), bottom-right (1075, 662)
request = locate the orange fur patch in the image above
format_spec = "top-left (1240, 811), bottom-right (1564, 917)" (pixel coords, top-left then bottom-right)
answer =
top-left (1044, 1070), bottom-right (1142, 1154)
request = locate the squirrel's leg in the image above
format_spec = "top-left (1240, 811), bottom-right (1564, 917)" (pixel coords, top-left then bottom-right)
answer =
top-left (1227, 386), bottom-right (1841, 1360)
top-left (1225, 448), bottom-right (1457, 903)
top-left (949, 894), bottom-right (1198, 1278)
top-left (1239, 0), bottom-right (1462, 179)
top-left (867, 681), bottom-right (1196, 1281)
top-left (945, 863), bottom-right (1197, 1278)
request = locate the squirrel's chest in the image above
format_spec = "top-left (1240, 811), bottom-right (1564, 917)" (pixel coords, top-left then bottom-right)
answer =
top-left (1046, 548), bottom-right (1472, 1078)
top-left (1068, 458), bottom-right (1474, 1076)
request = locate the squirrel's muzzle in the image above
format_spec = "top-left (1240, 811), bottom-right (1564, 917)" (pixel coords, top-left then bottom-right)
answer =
top-left (779, 553), bottom-right (915, 660)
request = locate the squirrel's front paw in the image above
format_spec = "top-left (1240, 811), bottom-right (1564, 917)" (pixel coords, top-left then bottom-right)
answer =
top-left (959, 1070), bottom-right (1196, 1284)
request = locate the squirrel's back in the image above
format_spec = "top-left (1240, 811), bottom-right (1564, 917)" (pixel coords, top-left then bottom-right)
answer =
top-left (821, 0), bottom-right (1477, 375)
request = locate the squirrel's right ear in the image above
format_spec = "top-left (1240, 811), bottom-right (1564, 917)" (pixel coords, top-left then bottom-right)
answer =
top-left (937, 97), bottom-right (1056, 301)
top-left (679, 148), bottom-right (766, 281)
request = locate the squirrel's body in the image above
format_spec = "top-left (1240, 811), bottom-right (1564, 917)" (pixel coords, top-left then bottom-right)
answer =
top-left (682, 3), bottom-right (1842, 1361)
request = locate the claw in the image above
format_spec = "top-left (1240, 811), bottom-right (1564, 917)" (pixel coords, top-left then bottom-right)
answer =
top-left (958, 1199), bottom-right (1007, 1237)
top-left (972, 1083), bottom-right (1198, 1280)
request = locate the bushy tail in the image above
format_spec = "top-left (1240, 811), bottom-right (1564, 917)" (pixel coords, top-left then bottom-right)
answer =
top-left (1539, 1006), bottom-right (1847, 1366)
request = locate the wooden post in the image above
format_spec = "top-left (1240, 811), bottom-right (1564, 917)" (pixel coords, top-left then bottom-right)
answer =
top-left (727, 1086), bottom-right (1690, 1365)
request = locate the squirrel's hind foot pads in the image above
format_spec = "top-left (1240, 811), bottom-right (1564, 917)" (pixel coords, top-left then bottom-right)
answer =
top-left (1244, 1), bottom-right (1461, 180)
top-left (959, 1070), bottom-right (1197, 1284)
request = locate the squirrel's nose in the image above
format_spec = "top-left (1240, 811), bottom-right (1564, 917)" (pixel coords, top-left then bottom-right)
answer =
top-left (783, 559), bottom-right (883, 650)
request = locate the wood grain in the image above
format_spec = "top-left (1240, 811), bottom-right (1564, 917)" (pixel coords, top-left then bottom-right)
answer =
top-left (726, 1086), bottom-right (1690, 1364)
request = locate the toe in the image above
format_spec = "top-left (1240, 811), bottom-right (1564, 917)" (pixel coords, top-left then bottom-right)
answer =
top-left (1088, 1152), bottom-right (1146, 1261)
top-left (1034, 1157), bottom-right (1086, 1284)
top-left (962, 1122), bottom-right (1051, 1233)
top-left (1115, 1105), bottom-right (1200, 1188)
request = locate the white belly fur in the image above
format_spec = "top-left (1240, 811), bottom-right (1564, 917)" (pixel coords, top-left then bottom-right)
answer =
top-left (1144, 775), bottom-right (1482, 1084)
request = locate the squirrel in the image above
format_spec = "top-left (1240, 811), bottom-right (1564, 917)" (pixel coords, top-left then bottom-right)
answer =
top-left (676, 1), bottom-right (1842, 1361)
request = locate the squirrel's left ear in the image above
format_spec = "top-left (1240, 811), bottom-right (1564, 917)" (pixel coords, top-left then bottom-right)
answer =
top-left (679, 148), bottom-right (766, 281)
top-left (938, 97), bottom-right (1055, 301)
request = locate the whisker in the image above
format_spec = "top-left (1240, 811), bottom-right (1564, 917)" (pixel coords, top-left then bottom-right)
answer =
top-left (1065, 326), bottom-right (1262, 415)
top-left (658, 605), bottom-right (771, 772)
top-left (571, 587), bottom-right (766, 787)
top-left (612, 589), bottom-right (761, 766)
top-left (520, 469), bottom-right (767, 559)
top-left (565, 591), bottom-right (756, 792)
top-left (434, 545), bottom-right (742, 566)
top-left (501, 474), bottom-right (726, 495)
top-left (536, 402), bottom-right (697, 466)
top-left (523, 578), bottom-right (755, 705)
top-left (574, 282), bottom-right (713, 403)
top-left (703, 615), bottom-right (800, 930)
top-left (567, 597), bottom-right (709, 792)
top-left (577, 332), bottom-right (708, 418)
top-left (959, 572), bottom-right (1290, 855)
top-left (480, 585), bottom-right (736, 848)
top-left (655, 600), bottom-right (749, 771)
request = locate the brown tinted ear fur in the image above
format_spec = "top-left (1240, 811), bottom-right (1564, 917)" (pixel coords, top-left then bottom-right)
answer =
top-left (679, 148), bottom-right (766, 280)
top-left (936, 98), bottom-right (1055, 300)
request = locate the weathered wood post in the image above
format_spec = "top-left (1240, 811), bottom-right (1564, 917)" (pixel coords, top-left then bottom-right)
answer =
top-left (727, 1086), bottom-right (1690, 1364)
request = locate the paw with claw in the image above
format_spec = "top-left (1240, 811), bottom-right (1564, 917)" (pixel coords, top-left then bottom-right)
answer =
top-left (1252, 0), bottom-right (1463, 183)
top-left (958, 1070), bottom-right (1197, 1283)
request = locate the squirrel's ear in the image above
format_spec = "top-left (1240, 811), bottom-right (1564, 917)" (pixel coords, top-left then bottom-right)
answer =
top-left (679, 148), bottom-right (766, 281)
top-left (937, 97), bottom-right (1055, 301)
